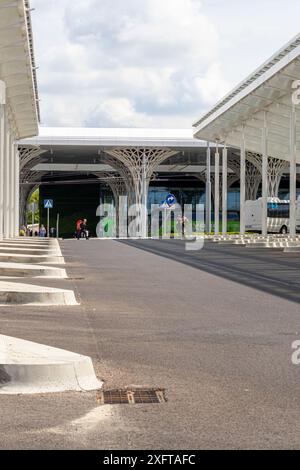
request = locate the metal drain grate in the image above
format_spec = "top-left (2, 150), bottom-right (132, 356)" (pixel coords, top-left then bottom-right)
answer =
top-left (97, 388), bottom-right (166, 405)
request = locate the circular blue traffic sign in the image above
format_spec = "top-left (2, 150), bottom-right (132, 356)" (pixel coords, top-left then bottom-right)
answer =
top-left (166, 193), bottom-right (176, 206)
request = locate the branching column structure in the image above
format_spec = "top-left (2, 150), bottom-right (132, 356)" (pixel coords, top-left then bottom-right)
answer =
top-left (195, 168), bottom-right (238, 208)
top-left (105, 177), bottom-right (127, 204)
top-left (267, 157), bottom-right (289, 197)
top-left (19, 146), bottom-right (46, 226)
top-left (227, 155), bottom-right (241, 190)
top-left (104, 148), bottom-right (178, 237)
top-left (245, 160), bottom-right (262, 200)
top-left (19, 171), bottom-right (47, 227)
top-left (246, 152), bottom-right (289, 198)
top-left (19, 146), bottom-right (46, 173)
top-left (94, 171), bottom-right (128, 236)
top-left (227, 154), bottom-right (261, 200)
top-left (101, 153), bottom-right (136, 206)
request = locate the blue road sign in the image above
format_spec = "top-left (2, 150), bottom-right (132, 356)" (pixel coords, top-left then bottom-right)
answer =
top-left (166, 193), bottom-right (176, 206)
top-left (44, 199), bottom-right (53, 209)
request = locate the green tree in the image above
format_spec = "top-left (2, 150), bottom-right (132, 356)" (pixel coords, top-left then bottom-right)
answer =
top-left (26, 188), bottom-right (40, 225)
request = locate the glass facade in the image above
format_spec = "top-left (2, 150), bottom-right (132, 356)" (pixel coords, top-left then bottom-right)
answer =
top-left (148, 186), bottom-right (205, 210)
top-left (148, 185), bottom-right (241, 211)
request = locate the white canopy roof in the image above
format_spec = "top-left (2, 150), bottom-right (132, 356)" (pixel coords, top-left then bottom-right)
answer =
top-left (193, 33), bottom-right (300, 162)
top-left (0, 0), bottom-right (39, 138)
top-left (21, 126), bottom-right (206, 148)
top-left (32, 163), bottom-right (215, 174)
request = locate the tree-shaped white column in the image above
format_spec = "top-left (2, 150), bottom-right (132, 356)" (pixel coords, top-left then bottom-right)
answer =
top-left (104, 148), bottom-right (178, 237)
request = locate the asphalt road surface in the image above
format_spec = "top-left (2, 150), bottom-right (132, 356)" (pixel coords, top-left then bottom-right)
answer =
top-left (1, 238), bottom-right (300, 449)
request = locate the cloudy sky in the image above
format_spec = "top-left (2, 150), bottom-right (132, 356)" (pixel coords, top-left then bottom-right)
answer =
top-left (31, 0), bottom-right (300, 129)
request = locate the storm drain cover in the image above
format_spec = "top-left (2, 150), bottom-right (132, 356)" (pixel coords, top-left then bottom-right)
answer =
top-left (97, 388), bottom-right (167, 405)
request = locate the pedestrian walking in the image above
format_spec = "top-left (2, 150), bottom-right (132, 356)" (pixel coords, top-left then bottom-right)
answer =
top-left (76, 218), bottom-right (83, 240)
top-left (80, 219), bottom-right (89, 240)
top-left (39, 224), bottom-right (46, 237)
top-left (176, 214), bottom-right (189, 238)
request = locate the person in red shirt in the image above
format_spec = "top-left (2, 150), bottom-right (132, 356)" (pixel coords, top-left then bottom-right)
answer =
top-left (76, 219), bottom-right (83, 240)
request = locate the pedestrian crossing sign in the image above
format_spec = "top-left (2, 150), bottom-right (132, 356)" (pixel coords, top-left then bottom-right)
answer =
top-left (44, 199), bottom-right (53, 209)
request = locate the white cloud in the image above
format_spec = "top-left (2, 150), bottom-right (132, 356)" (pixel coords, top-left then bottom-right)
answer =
top-left (193, 63), bottom-right (229, 106)
top-left (86, 98), bottom-right (153, 128)
top-left (31, 0), bottom-right (228, 127)
top-left (30, 0), bottom-right (300, 128)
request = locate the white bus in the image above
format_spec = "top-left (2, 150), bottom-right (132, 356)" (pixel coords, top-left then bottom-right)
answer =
top-left (245, 197), bottom-right (300, 234)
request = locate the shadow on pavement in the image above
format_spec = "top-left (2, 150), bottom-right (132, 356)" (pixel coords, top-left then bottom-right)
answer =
top-left (120, 238), bottom-right (300, 305)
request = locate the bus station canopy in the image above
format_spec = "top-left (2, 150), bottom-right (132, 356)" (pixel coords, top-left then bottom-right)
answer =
top-left (193, 34), bottom-right (300, 163)
top-left (0, 0), bottom-right (39, 138)
top-left (21, 126), bottom-right (206, 149)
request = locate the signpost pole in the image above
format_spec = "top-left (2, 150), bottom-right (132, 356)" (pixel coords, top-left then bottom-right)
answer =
top-left (56, 213), bottom-right (59, 238)
top-left (162, 194), bottom-right (176, 238)
top-left (47, 207), bottom-right (49, 238)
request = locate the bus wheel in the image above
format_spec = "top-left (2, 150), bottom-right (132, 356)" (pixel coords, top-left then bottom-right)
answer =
top-left (280, 225), bottom-right (288, 234)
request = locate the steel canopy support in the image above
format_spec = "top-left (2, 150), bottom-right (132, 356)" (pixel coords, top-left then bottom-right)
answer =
top-left (19, 184), bottom-right (33, 228)
top-left (101, 153), bottom-right (136, 208)
top-left (246, 151), bottom-right (288, 198)
top-left (214, 144), bottom-right (220, 234)
top-left (289, 105), bottom-right (297, 236)
top-left (9, 139), bottom-right (15, 238)
top-left (245, 161), bottom-right (261, 200)
top-left (14, 147), bottom-right (20, 237)
top-left (18, 146), bottom-right (49, 229)
top-left (19, 146), bottom-right (47, 172)
top-left (227, 153), bottom-right (261, 202)
top-left (205, 142), bottom-right (211, 233)
top-left (141, 150), bottom-right (148, 238)
top-left (3, 119), bottom-right (10, 239)
top-left (267, 158), bottom-right (288, 198)
top-left (0, 81), bottom-right (5, 240)
top-left (222, 145), bottom-right (228, 235)
top-left (240, 127), bottom-right (246, 235)
top-left (19, 172), bottom-right (48, 228)
top-left (261, 112), bottom-right (268, 237)
top-left (94, 171), bottom-right (127, 238)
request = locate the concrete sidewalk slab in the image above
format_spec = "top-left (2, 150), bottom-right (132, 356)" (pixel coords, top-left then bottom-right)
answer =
top-left (0, 241), bottom-right (56, 247)
top-left (0, 253), bottom-right (64, 264)
top-left (218, 240), bottom-right (246, 245)
top-left (0, 281), bottom-right (78, 305)
top-left (0, 262), bottom-right (67, 278)
top-left (0, 246), bottom-right (61, 255)
top-left (5, 239), bottom-right (56, 244)
top-left (283, 246), bottom-right (300, 252)
top-left (0, 334), bottom-right (101, 394)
